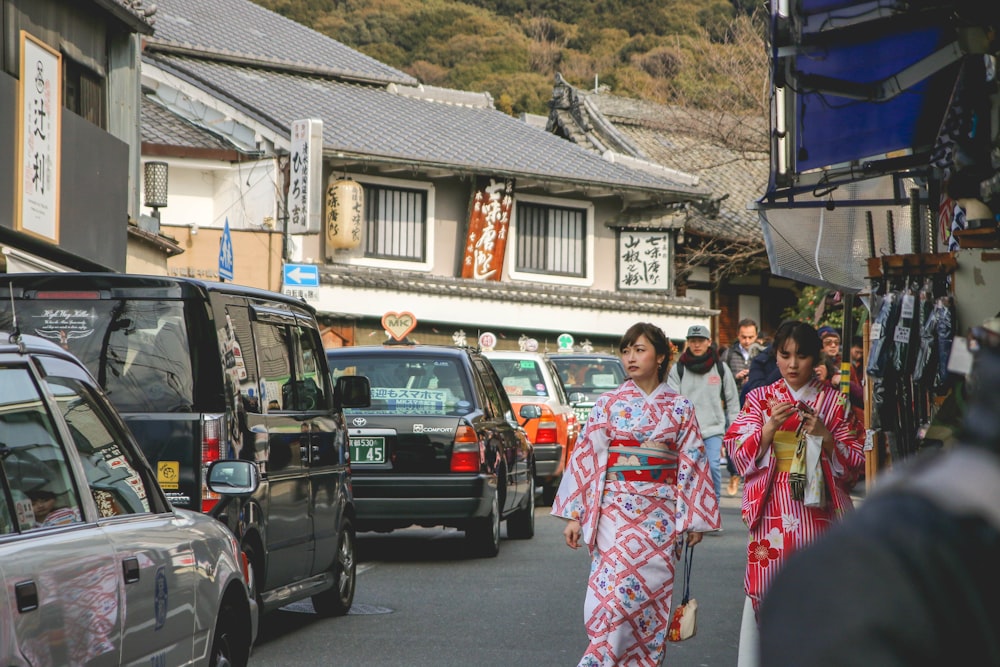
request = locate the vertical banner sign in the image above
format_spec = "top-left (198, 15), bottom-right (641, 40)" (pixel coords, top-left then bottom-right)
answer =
top-left (617, 230), bottom-right (672, 291)
top-left (288, 119), bottom-right (323, 234)
top-left (462, 177), bottom-right (515, 281)
top-left (16, 32), bottom-right (61, 243)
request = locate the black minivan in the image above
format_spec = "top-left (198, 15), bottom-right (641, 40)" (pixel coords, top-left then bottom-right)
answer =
top-left (0, 273), bottom-right (369, 617)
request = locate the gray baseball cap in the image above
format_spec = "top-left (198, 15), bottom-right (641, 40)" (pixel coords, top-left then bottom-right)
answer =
top-left (686, 324), bottom-right (711, 339)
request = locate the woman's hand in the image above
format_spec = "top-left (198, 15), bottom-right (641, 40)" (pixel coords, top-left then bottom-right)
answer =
top-left (563, 519), bottom-right (582, 550)
top-left (761, 401), bottom-right (796, 453)
top-left (675, 531), bottom-right (705, 557)
top-left (801, 410), bottom-right (835, 453)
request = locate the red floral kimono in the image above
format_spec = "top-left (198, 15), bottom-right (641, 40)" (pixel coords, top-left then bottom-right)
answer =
top-left (724, 377), bottom-right (864, 613)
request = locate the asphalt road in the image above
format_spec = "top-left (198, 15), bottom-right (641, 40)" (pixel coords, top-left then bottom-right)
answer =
top-left (249, 492), bottom-right (748, 666)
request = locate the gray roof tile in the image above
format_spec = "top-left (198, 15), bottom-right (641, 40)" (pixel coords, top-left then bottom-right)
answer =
top-left (550, 85), bottom-right (769, 243)
top-left (149, 0), bottom-right (416, 85)
top-left (147, 52), bottom-right (712, 197)
top-left (141, 95), bottom-right (243, 152)
top-left (322, 265), bottom-right (714, 317)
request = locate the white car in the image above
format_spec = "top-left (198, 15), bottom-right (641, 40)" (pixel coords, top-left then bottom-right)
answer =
top-left (0, 332), bottom-right (257, 666)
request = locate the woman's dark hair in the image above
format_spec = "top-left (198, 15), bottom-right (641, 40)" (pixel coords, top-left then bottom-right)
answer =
top-left (772, 320), bottom-right (821, 363)
top-left (620, 322), bottom-right (671, 381)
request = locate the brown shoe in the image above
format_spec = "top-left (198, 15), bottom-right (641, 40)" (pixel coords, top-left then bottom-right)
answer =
top-left (727, 477), bottom-right (740, 497)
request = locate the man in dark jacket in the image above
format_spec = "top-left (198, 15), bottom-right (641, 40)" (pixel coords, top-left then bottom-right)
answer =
top-left (758, 325), bottom-right (1000, 666)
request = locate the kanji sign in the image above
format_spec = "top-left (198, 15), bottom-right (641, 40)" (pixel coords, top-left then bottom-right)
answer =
top-left (462, 177), bottom-right (514, 281)
top-left (16, 31), bottom-right (61, 243)
top-left (617, 230), bottom-right (672, 291)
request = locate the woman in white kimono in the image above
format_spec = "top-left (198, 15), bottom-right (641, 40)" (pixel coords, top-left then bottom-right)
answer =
top-left (552, 322), bottom-right (721, 666)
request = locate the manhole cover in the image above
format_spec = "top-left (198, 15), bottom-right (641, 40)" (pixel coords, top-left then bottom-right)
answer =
top-left (280, 600), bottom-right (393, 615)
top-left (348, 603), bottom-right (394, 615)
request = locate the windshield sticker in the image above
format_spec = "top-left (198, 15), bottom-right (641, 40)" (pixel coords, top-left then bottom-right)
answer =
top-left (30, 308), bottom-right (98, 346)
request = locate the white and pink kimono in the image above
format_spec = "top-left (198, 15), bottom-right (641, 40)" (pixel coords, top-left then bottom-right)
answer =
top-left (552, 379), bottom-right (720, 667)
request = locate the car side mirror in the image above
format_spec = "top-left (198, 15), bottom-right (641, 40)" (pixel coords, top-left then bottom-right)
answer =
top-left (568, 392), bottom-right (587, 403)
top-left (206, 460), bottom-right (260, 496)
top-left (335, 375), bottom-right (371, 410)
top-left (518, 404), bottom-right (542, 426)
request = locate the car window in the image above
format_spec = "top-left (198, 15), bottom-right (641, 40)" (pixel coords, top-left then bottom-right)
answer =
top-left (43, 375), bottom-right (153, 517)
top-left (0, 367), bottom-right (83, 532)
top-left (222, 304), bottom-right (261, 414)
top-left (550, 357), bottom-right (626, 393)
top-left (488, 358), bottom-right (549, 397)
top-left (331, 355), bottom-right (471, 415)
top-left (4, 299), bottom-right (195, 414)
top-left (474, 359), bottom-right (513, 421)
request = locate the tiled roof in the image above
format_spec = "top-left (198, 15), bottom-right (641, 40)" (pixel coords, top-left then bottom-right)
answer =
top-left (141, 95), bottom-right (245, 153)
top-left (147, 0), bottom-right (416, 86)
top-left (146, 52), bottom-right (712, 198)
top-left (321, 265), bottom-right (715, 317)
top-left (549, 82), bottom-right (769, 243)
top-left (96, 0), bottom-right (155, 33)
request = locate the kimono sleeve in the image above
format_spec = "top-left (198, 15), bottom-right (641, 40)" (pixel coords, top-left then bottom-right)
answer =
top-left (673, 397), bottom-right (721, 533)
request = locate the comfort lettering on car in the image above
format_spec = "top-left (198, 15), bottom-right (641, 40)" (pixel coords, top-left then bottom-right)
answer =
top-left (413, 424), bottom-right (454, 434)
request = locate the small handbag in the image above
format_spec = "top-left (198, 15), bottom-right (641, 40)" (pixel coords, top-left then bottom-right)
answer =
top-left (667, 542), bottom-right (698, 642)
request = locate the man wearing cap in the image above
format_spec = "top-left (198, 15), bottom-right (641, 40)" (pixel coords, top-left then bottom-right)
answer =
top-left (818, 326), bottom-right (843, 384)
top-left (668, 324), bottom-right (740, 502)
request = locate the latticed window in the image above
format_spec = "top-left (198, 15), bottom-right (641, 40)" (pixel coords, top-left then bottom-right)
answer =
top-left (514, 202), bottom-right (586, 277)
top-left (363, 185), bottom-right (427, 262)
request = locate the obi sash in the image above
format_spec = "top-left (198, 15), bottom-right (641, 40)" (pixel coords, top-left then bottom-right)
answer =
top-left (772, 430), bottom-right (798, 473)
top-left (606, 438), bottom-right (678, 483)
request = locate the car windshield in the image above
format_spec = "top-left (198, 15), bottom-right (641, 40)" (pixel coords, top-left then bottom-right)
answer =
top-left (0, 299), bottom-right (193, 413)
top-left (549, 357), bottom-right (626, 400)
top-left (330, 355), bottom-right (471, 416)
top-left (487, 358), bottom-right (549, 397)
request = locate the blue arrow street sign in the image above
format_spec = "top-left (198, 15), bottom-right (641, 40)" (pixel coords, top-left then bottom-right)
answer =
top-left (218, 218), bottom-right (234, 281)
top-left (283, 263), bottom-right (319, 287)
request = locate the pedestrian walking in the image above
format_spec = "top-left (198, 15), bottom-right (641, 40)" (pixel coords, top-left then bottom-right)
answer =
top-left (758, 321), bottom-right (1000, 666)
top-left (723, 320), bottom-right (865, 665)
top-left (667, 324), bottom-right (740, 501)
top-left (552, 321), bottom-right (721, 667)
top-left (722, 318), bottom-right (763, 495)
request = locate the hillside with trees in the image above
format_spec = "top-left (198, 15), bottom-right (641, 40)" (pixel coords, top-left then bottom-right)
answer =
top-left (252, 0), bottom-right (767, 123)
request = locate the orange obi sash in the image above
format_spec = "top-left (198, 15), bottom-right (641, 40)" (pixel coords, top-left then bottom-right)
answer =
top-left (606, 439), bottom-right (678, 483)
top-left (772, 430), bottom-right (799, 473)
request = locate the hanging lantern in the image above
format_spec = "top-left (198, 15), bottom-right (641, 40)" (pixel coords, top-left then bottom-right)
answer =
top-left (325, 176), bottom-right (364, 253)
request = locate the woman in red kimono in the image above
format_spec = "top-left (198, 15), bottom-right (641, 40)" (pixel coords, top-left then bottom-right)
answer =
top-left (725, 321), bottom-right (864, 621)
top-left (553, 322), bottom-right (720, 667)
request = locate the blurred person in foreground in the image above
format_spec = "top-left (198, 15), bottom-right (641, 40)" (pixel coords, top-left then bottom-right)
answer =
top-left (552, 321), bottom-right (721, 666)
top-left (758, 322), bottom-right (1000, 666)
top-left (724, 320), bottom-right (865, 666)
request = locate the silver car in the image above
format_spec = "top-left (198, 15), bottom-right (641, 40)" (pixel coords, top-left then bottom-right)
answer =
top-left (0, 332), bottom-right (257, 666)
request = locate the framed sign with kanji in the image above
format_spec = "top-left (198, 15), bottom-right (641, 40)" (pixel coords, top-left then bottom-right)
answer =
top-left (617, 230), bottom-right (672, 291)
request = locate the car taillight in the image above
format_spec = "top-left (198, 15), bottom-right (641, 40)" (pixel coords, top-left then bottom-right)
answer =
top-left (201, 416), bottom-right (223, 512)
top-left (450, 424), bottom-right (481, 473)
top-left (535, 420), bottom-right (558, 444)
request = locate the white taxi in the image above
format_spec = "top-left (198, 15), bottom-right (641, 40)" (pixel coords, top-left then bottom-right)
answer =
top-left (0, 332), bottom-right (257, 666)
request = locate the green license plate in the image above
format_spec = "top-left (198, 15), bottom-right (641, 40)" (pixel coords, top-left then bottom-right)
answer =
top-left (350, 436), bottom-right (386, 464)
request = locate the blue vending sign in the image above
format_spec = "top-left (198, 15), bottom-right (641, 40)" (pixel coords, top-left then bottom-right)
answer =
top-left (218, 218), bottom-right (234, 281)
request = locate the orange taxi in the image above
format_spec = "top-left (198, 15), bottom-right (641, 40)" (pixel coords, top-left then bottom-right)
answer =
top-left (483, 350), bottom-right (579, 505)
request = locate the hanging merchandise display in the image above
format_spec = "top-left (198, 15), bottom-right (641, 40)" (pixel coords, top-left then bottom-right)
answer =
top-left (866, 253), bottom-right (958, 467)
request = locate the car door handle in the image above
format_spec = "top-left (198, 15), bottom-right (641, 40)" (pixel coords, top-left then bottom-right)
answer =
top-left (15, 580), bottom-right (38, 613)
top-left (122, 557), bottom-right (140, 584)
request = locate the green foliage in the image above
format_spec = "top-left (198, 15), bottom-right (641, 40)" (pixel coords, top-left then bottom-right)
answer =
top-left (782, 286), bottom-right (869, 338)
top-left (252, 0), bottom-right (767, 116)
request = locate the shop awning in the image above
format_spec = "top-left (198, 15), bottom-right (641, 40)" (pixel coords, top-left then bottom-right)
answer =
top-left (758, 1), bottom-right (998, 289)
